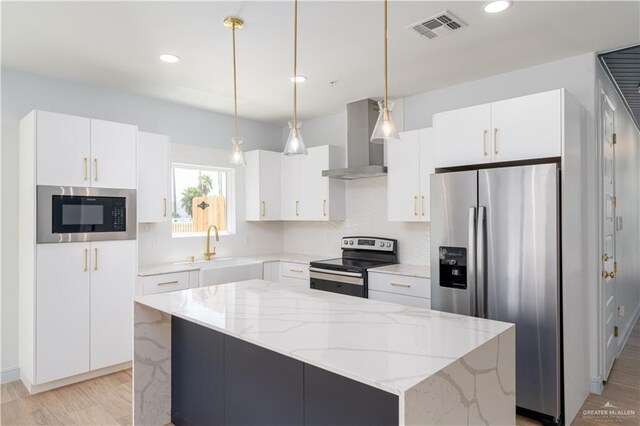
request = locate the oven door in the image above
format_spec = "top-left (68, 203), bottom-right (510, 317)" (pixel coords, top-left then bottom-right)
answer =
top-left (37, 186), bottom-right (137, 243)
top-left (309, 267), bottom-right (365, 298)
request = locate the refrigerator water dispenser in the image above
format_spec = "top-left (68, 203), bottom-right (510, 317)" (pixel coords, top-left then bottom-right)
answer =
top-left (439, 247), bottom-right (467, 289)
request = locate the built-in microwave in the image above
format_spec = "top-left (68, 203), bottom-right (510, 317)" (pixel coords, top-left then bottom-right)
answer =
top-left (37, 185), bottom-right (136, 243)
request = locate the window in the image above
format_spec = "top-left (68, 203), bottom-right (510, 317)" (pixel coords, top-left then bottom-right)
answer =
top-left (171, 164), bottom-right (235, 237)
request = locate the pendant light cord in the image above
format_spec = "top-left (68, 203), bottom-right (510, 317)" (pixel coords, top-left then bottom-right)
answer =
top-left (293, 0), bottom-right (298, 131)
top-left (232, 24), bottom-right (239, 141)
top-left (384, 0), bottom-right (388, 112)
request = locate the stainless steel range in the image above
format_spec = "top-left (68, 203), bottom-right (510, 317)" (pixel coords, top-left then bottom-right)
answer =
top-left (310, 237), bottom-right (398, 298)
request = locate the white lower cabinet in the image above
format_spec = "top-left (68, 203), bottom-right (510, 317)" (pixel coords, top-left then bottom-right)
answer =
top-left (33, 241), bottom-right (135, 385)
top-left (90, 241), bottom-right (136, 370)
top-left (281, 276), bottom-right (309, 286)
top-left (36, 243), bottom-right (91, 384)
top-left (262, 261), bottom-right (310, 286)
top-left (138, 271), bottom-right (194, 296)
top-left (367, 272), bottom-right (431, 308)
top-left (263, 261), bottom-right (280, 282)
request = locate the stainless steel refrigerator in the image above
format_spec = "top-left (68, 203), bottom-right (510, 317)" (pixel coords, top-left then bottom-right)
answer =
top-left (430, 163), bottom-right (562, 423)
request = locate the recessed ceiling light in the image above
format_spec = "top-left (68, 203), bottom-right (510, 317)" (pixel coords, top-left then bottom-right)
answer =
top-left (159, 54), bottom-right (180, 63)
top-left (290, 75), bottom-right (307, 83)
top-left (483, 0), bottom-right (512, 14)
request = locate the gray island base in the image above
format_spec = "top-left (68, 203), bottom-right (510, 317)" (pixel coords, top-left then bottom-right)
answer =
top-left (133, 280), bottom-right (515, 425)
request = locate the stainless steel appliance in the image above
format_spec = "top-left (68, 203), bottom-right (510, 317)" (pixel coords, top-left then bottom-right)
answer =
top-left (37, 185), bottom-right (136, 243)
top-left (310, 237), bottom-right (398, 297)
top-left (430, 163), bottom-right (562, 424)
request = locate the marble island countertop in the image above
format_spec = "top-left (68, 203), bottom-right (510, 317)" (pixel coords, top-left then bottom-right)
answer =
top-left (134, 279), bottom-right (513, 396)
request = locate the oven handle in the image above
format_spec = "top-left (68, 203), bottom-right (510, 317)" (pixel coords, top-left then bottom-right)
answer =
top-left (308, 267), bottom-right (363, 278)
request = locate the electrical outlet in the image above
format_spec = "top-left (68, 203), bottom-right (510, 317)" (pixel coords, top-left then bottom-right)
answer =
top-left (618, 306), bottom-right (625, 316)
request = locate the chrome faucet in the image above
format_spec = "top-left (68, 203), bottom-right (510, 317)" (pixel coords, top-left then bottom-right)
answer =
top-left (204, 225), bottom-right (219, 261)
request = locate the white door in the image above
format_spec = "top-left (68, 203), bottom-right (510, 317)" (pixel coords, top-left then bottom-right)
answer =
top-left (388, 130), bottom-right (421, 222)
top-left (36, 111), bottom-right (91, 187)
top-left (36, 243), bottom-right (91, 383)
top-left (90, 240), bottom-right (136, 370)
top-left (418, 128), bottom-right (435, 221)
top-left (433, 103), bottom-right (492, 168)
top-left (281, 154), bottom-right (302, 220)
top-left (260, 151), bottom-right (282, 220)
top-left (601, 95), bottom-right (617, 380)
top-left (137, 132), bottom-right (170, 223)
top-left (491, 90), bottom-right (562, 162)
top-left (301, 146), bottom-right (329, 221)
top-left (90, 119), bottom-right (137, 189)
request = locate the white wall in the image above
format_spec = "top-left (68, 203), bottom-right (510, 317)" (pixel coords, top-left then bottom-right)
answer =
top-left (1, 68), bottom-right (283, 374)
top-left (596, 63), bottom-right (640, 359)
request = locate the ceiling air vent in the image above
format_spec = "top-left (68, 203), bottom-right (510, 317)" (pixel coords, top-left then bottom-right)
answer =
top-left (408, 11), bottom-right (467, 40)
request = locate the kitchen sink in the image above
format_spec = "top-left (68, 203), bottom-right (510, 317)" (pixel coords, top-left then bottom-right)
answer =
top-left (173, 257), bottom-right (263, 286)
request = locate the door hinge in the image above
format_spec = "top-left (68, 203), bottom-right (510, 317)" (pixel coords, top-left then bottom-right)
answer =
top-left (613, 196), bottom-right (618, 208)
top-left (614, 325), bottom-right (619, 337)
top-left (612, 133), bottom-right (617, 145)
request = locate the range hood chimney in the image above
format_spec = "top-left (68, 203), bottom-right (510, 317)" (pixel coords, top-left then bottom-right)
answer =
top-left (322, 99), bottom-right (387, 180)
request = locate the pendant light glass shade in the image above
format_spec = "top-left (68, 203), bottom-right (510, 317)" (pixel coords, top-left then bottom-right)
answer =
top-left (228, 137), bottom-right (246, 166)
top-left (284, 121), bottom-right (307, 156)
top-left (370, 100), bottom-right (399, 143)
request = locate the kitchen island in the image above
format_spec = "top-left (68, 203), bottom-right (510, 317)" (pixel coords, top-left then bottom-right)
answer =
top-left (134, 280), bottom-right (515, 425)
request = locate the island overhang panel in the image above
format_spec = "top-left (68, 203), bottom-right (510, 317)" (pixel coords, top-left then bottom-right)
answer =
top-left (133, 280), bottom-right (515, 425)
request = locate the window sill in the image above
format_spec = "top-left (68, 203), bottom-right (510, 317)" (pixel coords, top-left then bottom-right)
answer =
top-left (172, 231), bottom-right (235, 239)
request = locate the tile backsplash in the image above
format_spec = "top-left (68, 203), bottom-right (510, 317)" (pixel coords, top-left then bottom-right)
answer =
top-left (282, 177), bottom-right (430, 265)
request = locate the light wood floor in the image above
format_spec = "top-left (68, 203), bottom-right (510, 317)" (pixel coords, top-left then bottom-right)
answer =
top-left (1, 321), bottom-right (637, 425)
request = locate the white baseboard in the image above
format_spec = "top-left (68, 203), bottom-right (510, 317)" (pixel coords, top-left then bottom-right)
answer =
top-left (617, 305), bottom-right (640, 355)
top-left (22, 361), bottom-right (130, 395)
top-left (1, 367), bottom-right (21, 384)
top-left (590, 376), bottom-right (604, 394)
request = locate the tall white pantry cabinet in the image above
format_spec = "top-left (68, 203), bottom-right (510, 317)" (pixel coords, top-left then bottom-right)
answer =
top-left (19, 110), bottom-right (137, 393)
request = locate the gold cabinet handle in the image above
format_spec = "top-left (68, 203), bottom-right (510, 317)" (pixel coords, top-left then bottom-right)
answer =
top-left (83, 158), bottom-right (88, 180)
top-left (603, 270), bottom-right (615, 279)
top-left (157, 280), bottom-right (179, 286)
top-left (296, 201), bottom-right (300, 217)
top-left (603, 253), bottom-right (611, 261)
top-left (262, 201), bottom-right (266, 217)
top-left (414, 196), bottom-right (418, 216)
top-left (421, 195), bottom-right (425, 217)
top-left (323, 199), bottom-right (327, 217)
top-left (290, 269), bottom-right (304, 273)
top-left (94, 158), bottom-right (99, 181)
top-left (390, 282), bottom-right (411, 288)
top-left (483, 130), bottom-right (488, 156)
top-left (163, 198), bottom-right (167, 217)
top-left (83, 248), bottom-right (88, 272)
top-left (94, 248), bottom-right (98, 271)
top-left (493, 128), bottom-right (499, 155)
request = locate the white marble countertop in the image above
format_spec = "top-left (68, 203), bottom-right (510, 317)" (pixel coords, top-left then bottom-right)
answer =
top-left (138, 253), bottom-right (320, 277)
top-left (135, 280), bottom-right (512, 395)
top-left (369, 263), bottom-right (431, 278)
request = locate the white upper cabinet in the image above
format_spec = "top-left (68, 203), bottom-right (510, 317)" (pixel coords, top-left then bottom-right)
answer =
top-left (490, 90), bottom-right (562, 162)
top-left (281, 146), bottom-right (345, 221)
top-left (434, 104), bottom-right (492, 168)
top-left (138, 132), bottom-right (170, 223)
top-left (90, 240), bottom-right (135, 370)
top-left (32, 111), bottom-right (137, 188)
top-left (36, 111), bottom-right (91, 187)
top-left (281, 154), bottom-right (303, 220)
top-left (434, 89), bottom-right (564, 168)
top-left (388, 128), bottom-right (435, 222)
top-left (245, 150), bottom-right (281, 221)
top-left (90, 119), bottom-right (137, 189)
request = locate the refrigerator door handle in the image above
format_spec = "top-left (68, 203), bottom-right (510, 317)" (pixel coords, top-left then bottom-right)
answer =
top-left (477, 206), bottom-right (487, 318)
top-left (468, 207), bottom-right (477, 317)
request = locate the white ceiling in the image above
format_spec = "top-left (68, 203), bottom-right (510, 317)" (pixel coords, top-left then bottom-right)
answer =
top-left (3, 1), bottom-right (639, 123)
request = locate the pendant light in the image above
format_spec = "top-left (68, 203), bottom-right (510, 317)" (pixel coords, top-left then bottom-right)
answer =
top-left (284, 0), bottom-right (308, 156)
top-left (370, 0), bottom-right (399, 143)
top-left (224, 16), bottom-right (246, 167)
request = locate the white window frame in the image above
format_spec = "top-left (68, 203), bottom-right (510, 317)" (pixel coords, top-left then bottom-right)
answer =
top-left (170, 162), bottom-right (236, 238)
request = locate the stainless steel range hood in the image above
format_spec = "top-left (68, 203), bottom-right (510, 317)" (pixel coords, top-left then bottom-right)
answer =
top-left (322, 99), bottom-right (386, 180)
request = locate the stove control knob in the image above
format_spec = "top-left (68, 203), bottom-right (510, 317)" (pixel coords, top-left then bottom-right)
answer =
top-left (386, 242), bottom-right (392, 248)
top-left (349, 240), bottom-right (354, 245)
top-left (343, 240), bottom-right (349, 245)
top-left (379, 242), bottom-right (385, 247)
